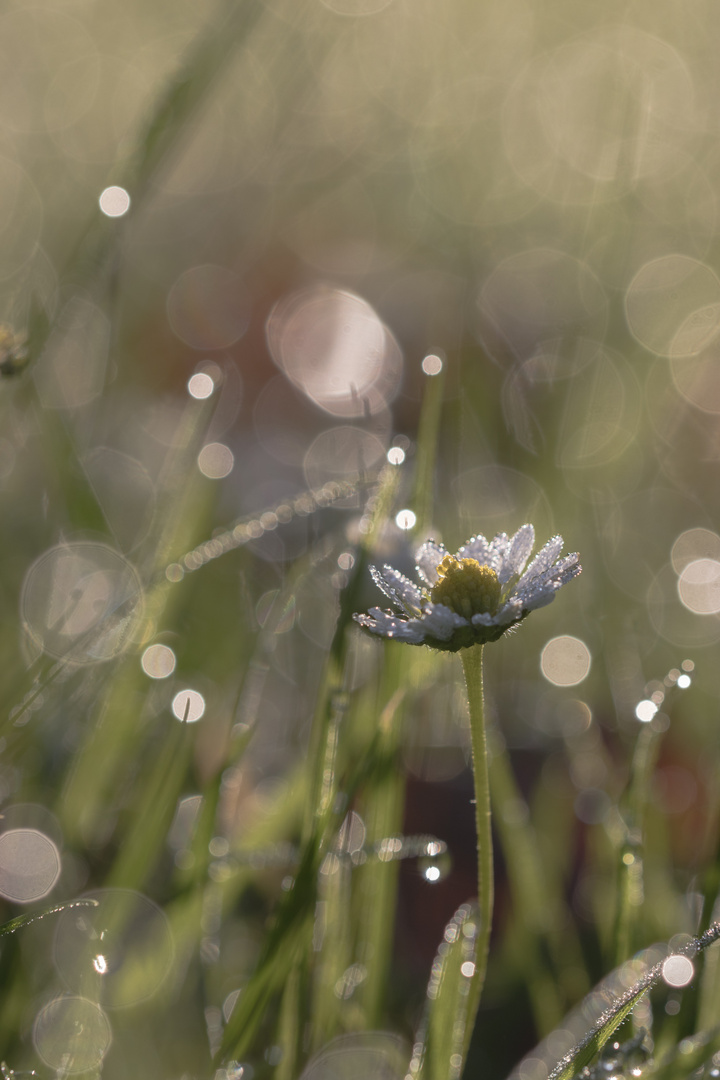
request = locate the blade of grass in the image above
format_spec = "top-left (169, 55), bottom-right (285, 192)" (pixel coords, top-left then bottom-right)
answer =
top-left (488, 732), bottom-right (565, 1034)
top-left (411, 902), bottom-right (481, 1080)
top-left (613, 719), bottom-right (664, 967)
top-left (409, 359), bottom-right (446, 536)
top-left (547, 923), bottom-right (720, 1080)
top-left (0, 898), bottom-right (98, 938)
top-left (104, 717), bottom-right (194, 893)
top-left (354, 668), bottom-right (408, 1027)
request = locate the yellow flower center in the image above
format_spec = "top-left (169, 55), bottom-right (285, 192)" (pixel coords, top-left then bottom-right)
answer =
top-left (429, 556), bottom-right (501, 620)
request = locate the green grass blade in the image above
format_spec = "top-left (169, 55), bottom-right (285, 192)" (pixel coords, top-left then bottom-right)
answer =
top-left (216, 837), bottom-right (320, 1062)
top-left (355, 654), bottom-right (409, 1027)
top-left (489, 734), bottom-right (565, 1033)
top-left (412, 902), bottom-right (481, 1080)
top-left (104, 719), bottom-right (193, 892)
top-left (547, 923), bottom-right (720, 1080)
top-left (612, 720), bottom-right (663, 967)
top-left (410, 360), bottom-right (446, 535)
top-left (0, 898), bottom-right (98, 938)
top-left (128, 0), bottom-right (266, 197)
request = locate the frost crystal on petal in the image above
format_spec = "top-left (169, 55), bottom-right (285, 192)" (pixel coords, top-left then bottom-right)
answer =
top-left (498, 524), bottom-right (535, 583)
top-left (354, 523), bottom-right (580, 652)
top-left (517, 535), bottom-right (565, 589)
top-left (457, 534), bottom-right (492, 565)
top-left (370, 565), bottom-right (423, 615)
top-left (415, 541), bottom-right (448, 586)
top-left (420, 603), bottom-right (468, 640)
top-left (353, 608), bottom-right (426, 644)
top-left (485, 532), bottom-right (509, 572)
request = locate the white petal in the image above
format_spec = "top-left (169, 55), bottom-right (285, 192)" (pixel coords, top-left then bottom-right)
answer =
top-left (420, 603), bottom-right (468, 640)
top-left (485, 532), bottom-right (510, 571)
top-left (415, 541), bottom-right (447, 586)
top-left (498, 524), bottom-right (535, 583)
top-left (354, 609), bottom-right (425, 644)
top-left (493, 598), bottom-right (524, 625)
top-left (514, 554), bottom-right (581, 610)
top-left (456, 533), bottom-right (492, 564)
top-left (471, 612), bottom-right (497, 627)
top-left (554, 552), bottom-right (581, 584)
top-left (370, 564), bottom-right (423, 615)
top-left (517, 553), bottom-right (581, 599)
top-left (520, 587), bottom-right (558, 612)
top-left (516, 534), bottom-right (564, 588)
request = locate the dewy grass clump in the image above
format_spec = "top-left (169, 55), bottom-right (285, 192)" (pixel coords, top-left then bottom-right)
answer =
top-left (354, 523), bottom-right (581, 651)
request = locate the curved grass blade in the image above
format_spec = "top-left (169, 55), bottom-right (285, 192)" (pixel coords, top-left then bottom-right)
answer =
top-left (410, 902), bottom-right (480, 1080)
top-left (546, 922), bottom-right (720, 1080)
top-left (0, 898), bottom-right (98, 939)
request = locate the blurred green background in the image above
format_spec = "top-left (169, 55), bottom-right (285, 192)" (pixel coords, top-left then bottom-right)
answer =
top-left (0, 0), bottom-right (719, 1076)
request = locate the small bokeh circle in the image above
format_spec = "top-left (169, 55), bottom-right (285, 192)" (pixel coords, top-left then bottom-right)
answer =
top-left (541, 636), bottom-right (591, 686)
top-left (0, 828), bottom-right (60, 903)
top-left (167, 264), bottom-right (249, 351)
top-left (54, 889), bottom-right (174, 1009)
top-left (33, 996), bottom-right (111, 1073)
top-left (172, 689), bottom-right (205, 723)
top-left (141, 644), bottom-right (176, 680)
top-left (98, 186), bottom-right (130, 217)
top-left (662, 955), bottom-right (694, 988)
top-left (21, 542), bottom-right (144, 665)
top-left (625, 255), bottom-right (720, 358)
top-left (187, 372), bottom-right (215, 399)
top-left (677, 559), bottom-right (720, 615)
top-left (197, 442), bottom-right (234, 479)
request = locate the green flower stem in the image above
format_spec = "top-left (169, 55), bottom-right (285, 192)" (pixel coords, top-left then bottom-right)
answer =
top-left (460, 643), bottom-right (493, 1053)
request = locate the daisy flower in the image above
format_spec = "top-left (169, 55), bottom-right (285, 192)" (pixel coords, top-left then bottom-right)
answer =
top-left (354, 523), bottom-right (580, 652)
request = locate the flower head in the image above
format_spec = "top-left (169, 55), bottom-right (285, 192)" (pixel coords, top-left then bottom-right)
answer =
top-left (353, 524), bottom-right (580, 651)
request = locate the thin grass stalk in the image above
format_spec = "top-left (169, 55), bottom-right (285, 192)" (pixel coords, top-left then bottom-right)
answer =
top-left (410, 361), bottom-right (446, 536)
top-left (613, 720), bottom-right (662, 967)
top-left (356, 670), bottom-right (408, 1027)
top-left (488, 734), bottom-right (565, 1034)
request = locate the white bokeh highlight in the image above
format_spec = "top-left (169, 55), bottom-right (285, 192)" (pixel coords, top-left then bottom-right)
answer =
top-left (99, 186), bottom-right (130, 217)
